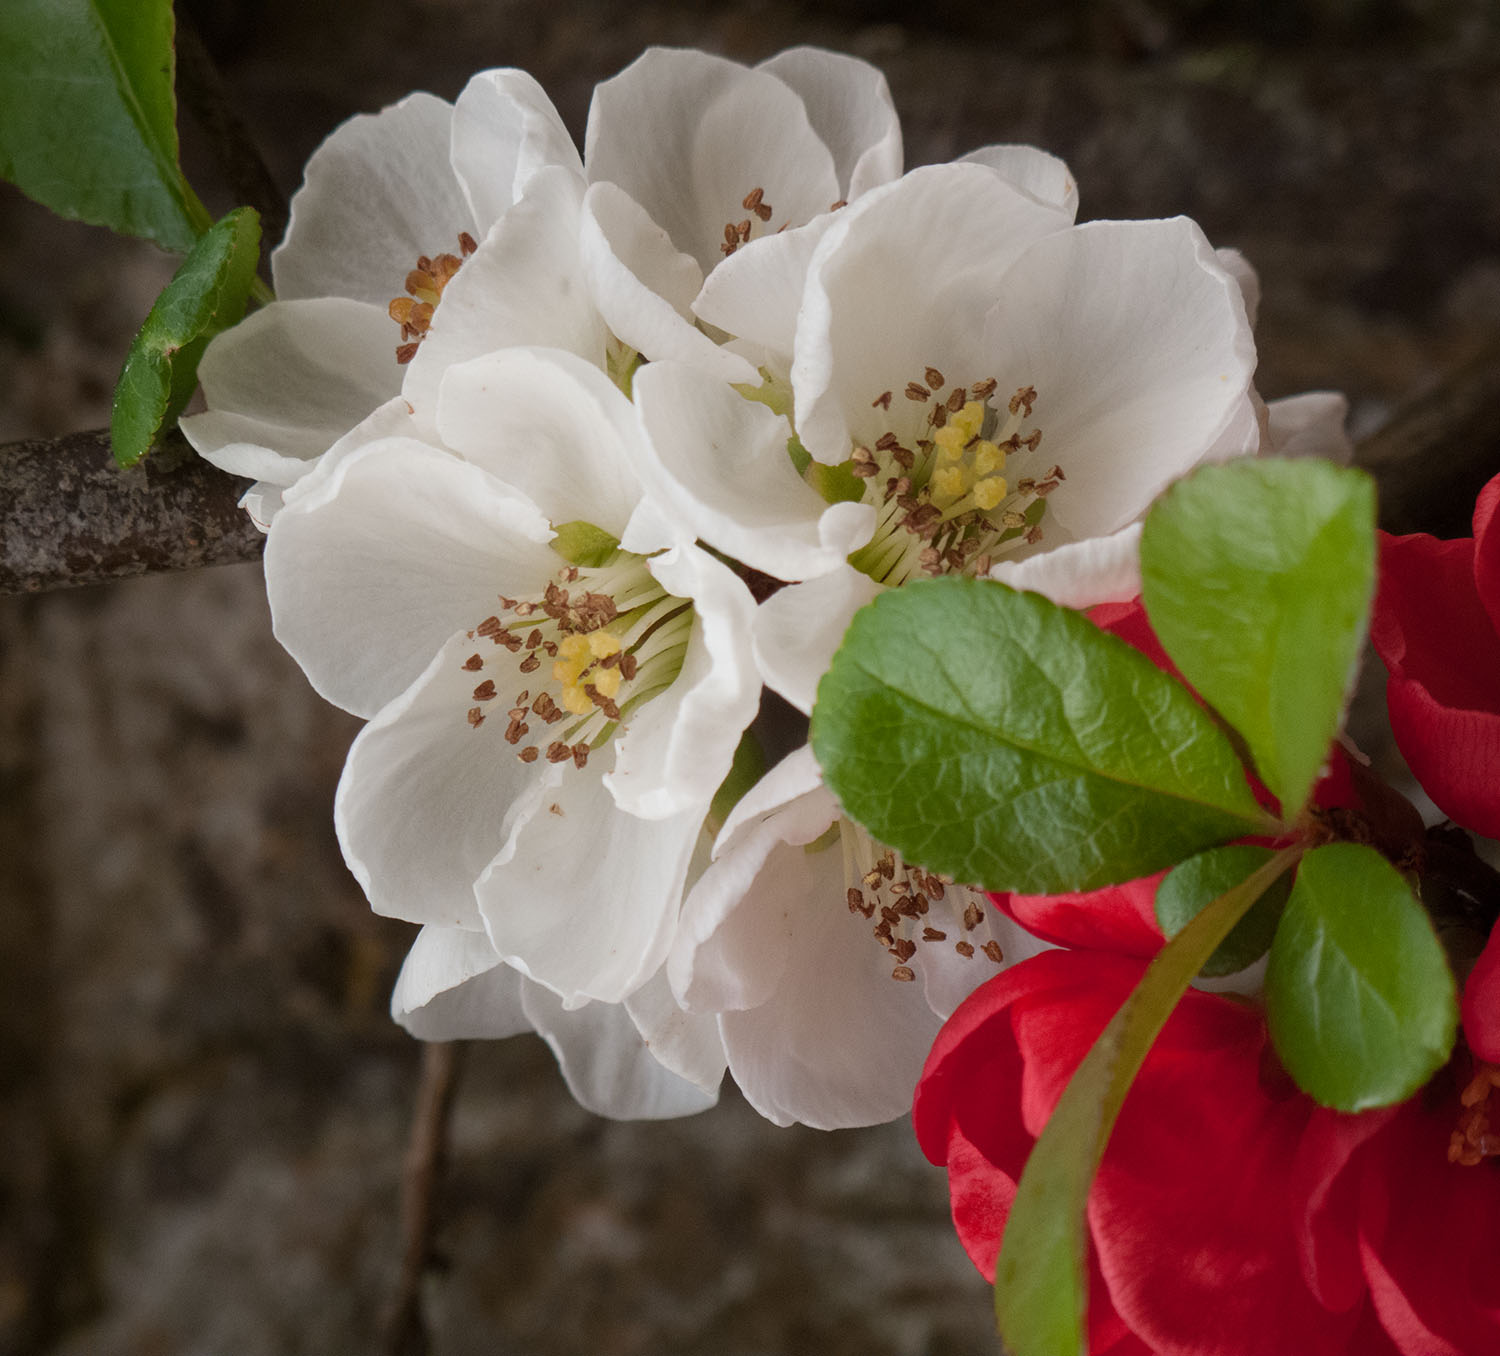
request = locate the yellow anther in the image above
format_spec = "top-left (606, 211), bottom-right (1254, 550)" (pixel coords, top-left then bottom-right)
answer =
top-left (951, 400), bottom-right (985, 439)
top-left (558, 635), bottom-right (592, 662)
top-left (973, 476), bottom-right (1008, 511)
top-left (561, 683), bottom-right (595, 716)
top-left (932, 466), bottom-right (968, 499)
top-left (972, 440), bottom-right (1005, 475)
top-left (933, 425), bottom-right (968, 460)
top-left (593, 666), bottom-right (623, 699)
top-left (588, 631), bottom-right (622, 659)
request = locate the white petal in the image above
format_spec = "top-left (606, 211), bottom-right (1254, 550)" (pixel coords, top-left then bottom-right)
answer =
top-left (757, 47), bottom-right (902, 200)
top-left (980, 216), bottom-right (1257, 541)
top-left (957, 144), bottom-right (1079, 221)
top-left (477, 759), bottom-right (700, 1006)
top-left (691, 213), bottom-right (838, 375)
top-left (273, 93), bottom-right (477, 306)
top-left (437, 346), bottom-right (644, 537)
top-left (266, 437), bottom-right (555, 717)
top-left (793, 163), bottom-right (1073, 463)
top-left (402, 166), bottom-right (609, 421)
top-left (986, 523), bottom-right (1144, 609)
top-left (182, 298), bottom-right (401, 482)
top-left (916, 904), bottom-right (1054, 1019)
top-left (520, 980), bottom-right (719, 1119)
top-left (629, 362), bottom-right (875, 580)
top-left (392, 925), bottom-right (531, 1039)
top-left (606, 546), bottom-right (759, 820)
top-left (751, 567), bottom-right (881, 715)
top-left (718, 864), bottom-right (944, 1129)
top-left (238, 483), bottom-right (280, 532)
top-left (1215, 247), bottom-right (1261, 328)
top-left (450, 68), bottom-right (582, 230)
top-left (1266, 392), bottom-right (1353, 464)
top-left (584, 48), bottom-right (840, 273)
top-left (622, 965), bottom-right (728, 1094)
top-left (669, 754), bottom-right (842, 1013)
top-left (579, 182), bottom-right (756, 385)
top-left (336, 631), bottom-right (546, 929)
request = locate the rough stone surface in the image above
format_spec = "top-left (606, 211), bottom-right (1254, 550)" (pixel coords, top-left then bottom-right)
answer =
top-left (3, 2), bottom-right (1500, 1353)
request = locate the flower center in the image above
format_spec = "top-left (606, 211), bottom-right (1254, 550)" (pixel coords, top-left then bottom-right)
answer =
top-left (387, 232), bottom-right (478, 364)
top-left (845, 366), bottom-right (1064, 586)
top-left (834, 819), bottom-right (1002, 982)
top-left (458, 551), bottom-right (691, 769)
top-left (1450, 1059), bottom-right (1500, 1166)
top-left (719, 185), bottom-right (847, 257)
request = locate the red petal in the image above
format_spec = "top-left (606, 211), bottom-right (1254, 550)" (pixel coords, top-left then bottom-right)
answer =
top-left (1462, 925), bottom-right (1500, 1063)
top-left (989, 873), bottom-right (1166, 957)
top-left (1471, 471), bottom-right (1500, 632)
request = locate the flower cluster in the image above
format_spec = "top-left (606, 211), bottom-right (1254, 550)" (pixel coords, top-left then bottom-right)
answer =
top-left (185, 47), bottom-right (1352, 1127)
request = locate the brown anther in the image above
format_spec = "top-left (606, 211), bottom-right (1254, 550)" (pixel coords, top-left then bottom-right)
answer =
top-left (618, 654), bottom-right (639, 681)
top-left (930, 404), bottom-right (948, 429)
top-left (396, 342), bottom-right (420, 365)
top-left (458, 231), bottom-right (478, 255)
top-left (891, 965), bottom-right (916, 982)
top-left (724, 223), bottom-right (739, 246)
top-left (919, 547), bottom-right (942, 573)
top-left (982, 941), bottom-right (1005, 964)
top-left (955, 941), bottom-right (976, 959)
top-left (847, 888), bottom-right (866, 914)
top-left (572, 743), bottom-right (590, 769)
top-left (892, 937), bottom-right (917, 962)
top-left (852, 461), bottom-right (880, 479)
top-left (875, 433), bottom-right (900, 451)
top-left (924, 366), bottom-right (945, 390)
top-left (1023, 429), bottom-right (1044, 452)
top-left (472, 680), bottom-right (497, 702)
top-left (892, 447), bottom-right (916, 470)
top-left (1046, 465), bottom-right (1066, 481)
top-left (1016, 478), bottom-right (1036, 494)
top-left (873, 921), bottom-right (893, 943)
top-left (388, 296), bottom-right (417, 325)
top-left (495, 631), bottom-right (523, 652)
top-left (1036, 479), bottom-right (1059, 497)
top-left (913, 893), bottom-right (929, 915)
top-left (971, 377), bottom-right (998, 400)
top-left (519, 653), bottom-right (541, 674)
top-left (526, 629), bottom-right (542, 650)
top-left (880, 907), bottom-right (901, 926)
top-left (830, 199), bottom-right (848, 211)
top-left (904, 382), bottom-right (931, 402)
top-left (476, 616), bottom-right (502, 637)
top-left (963, 902), bottom-right (984, 931)
top-left (742, 186), bottom-right (763, 210)
top-left (508, 706), bottom-right (529, 722)
top-left (1009, 385), bottom-right (1038, 417)
top-left (862, 868), bottom-right (883, 889)
top-left (462, 653), bottom-right (483, 672)
top-left (518, 746), bottom-right (540, 763)
top-left (1025, 526), bottom-right (1045, 545)
top-left (973, 554), bottom-right (992, 575)
top-left (736, 219), bottom-right (752, 242)
top-left (878, 853), bottom-right (896, 879)
top-left (872, 390), bottom-right (893, 410)
top-left (503, 719), bottom-right (527, 745)
top-left (922, 927), bottom-right (947, 942)
top-left (946, 388), bottom-right (967, 413)
top-left (891, 880), bottom-right (909, 896)
top-left (924, 874), bottom-right (945, 897)
top-left (466, 707), bottom-right (485, 728)
top-left (546, 742), bottom-right (571, 763)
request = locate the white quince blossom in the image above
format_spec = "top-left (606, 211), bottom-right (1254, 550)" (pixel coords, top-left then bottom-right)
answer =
top-left (265, 346), bottom-right (761, 1010)
top-left (181, 46), bottom-right (905, 527)
top-left (652, 156), bottom-right (1339, 1129)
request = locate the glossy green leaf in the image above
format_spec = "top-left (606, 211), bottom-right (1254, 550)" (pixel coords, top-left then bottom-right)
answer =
top-left (0, 0), bottom-right (210, 251)
top-left (809, 577), bottom-right (1273, 895)
top-left (1155, 843), bottom-right (1292, 977)
top-left (996, 849), bottom-right (1301, 1356)
top-left (1265, 842), bottom-right (1457, 1112)
top-left (1139, 458), bottom-right (1376, 818)
top-left (110, 208), bottom-right (261, 467)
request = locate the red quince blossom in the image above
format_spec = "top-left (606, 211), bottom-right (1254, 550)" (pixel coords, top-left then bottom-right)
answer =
top-left (915, 947), bottom-right (1500, 1356)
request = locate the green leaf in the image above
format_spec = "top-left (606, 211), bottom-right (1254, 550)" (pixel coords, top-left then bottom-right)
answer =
top-left (551, 520), bottom-right (621, 568)
top-left (110, 208), bottom-right (261, 467)
top-left (809, 577), bottom-right (1273, 895)
top-left (1139, 458), bottom-right (1376, 818)
top-left (1155, 843), bottom-right (1292, 977)
top-left (708, 730), bottom-right (767, 839)
top-left (1265, 842), bottom-right (1457, 1112)
top-left (995, 848), bottom-right (1301, 1356)
top-left (0, 0), bottom-right (210, 251)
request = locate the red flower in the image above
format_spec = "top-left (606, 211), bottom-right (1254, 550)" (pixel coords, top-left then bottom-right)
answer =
top-left (1371, 471), bottom-right (1500, 841)
top-left (915, 948), bottom-right (1500, 1356)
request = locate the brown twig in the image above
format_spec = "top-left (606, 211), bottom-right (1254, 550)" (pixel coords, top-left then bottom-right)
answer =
top-left (0, 429), bottom-right (262, 595)
top-left (382, 1041), bottom-right (464, 1356)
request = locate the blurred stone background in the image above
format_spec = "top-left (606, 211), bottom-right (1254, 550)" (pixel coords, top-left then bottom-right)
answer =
top-left (2, 1), bottom-right (1499, 1352)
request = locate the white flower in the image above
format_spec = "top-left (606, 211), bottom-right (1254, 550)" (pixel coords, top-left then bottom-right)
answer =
top-left (265, 346), bottom-right (760, 1007)
top-left (656, 157), bottom-right (1274, 1128)
top-left (181, 46), bottom-right (905, 526)
top-left (394, 925), bottom-right (726, 1120)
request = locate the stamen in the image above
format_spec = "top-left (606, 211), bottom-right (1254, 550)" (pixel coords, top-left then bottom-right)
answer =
top-left (388, 234), bottom-right (474, 363)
